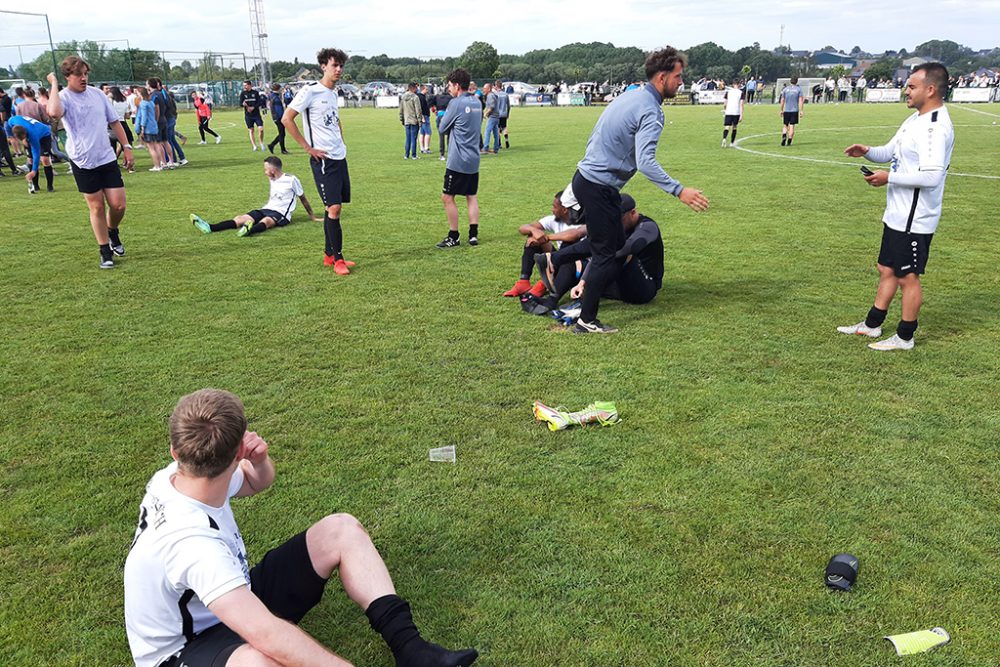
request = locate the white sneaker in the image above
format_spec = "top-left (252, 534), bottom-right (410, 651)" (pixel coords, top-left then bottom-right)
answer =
top-left (198, 140), bottom-right (207, 145)
top-left (215, 136), bottom-right (222, 144)
top-left (165, 162), bottom-right (178, 169)
top-left (179, 159), bottom-right (189, 166)
top-left (868, 334), bottom-right (914, 351)
top-left (149, 166), bottom-right (162, 172)
top-left (836, 321), bottom-right (882, 338)
top-left (721, 138), bottom-right (728, 148)
top-left (252, 146), bottom-right (258, 151)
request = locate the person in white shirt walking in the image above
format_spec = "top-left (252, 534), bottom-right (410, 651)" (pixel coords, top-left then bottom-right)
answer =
top-left (721, 79), bottom-right (744, 147)
top-left (839, 63), bottom-right (955, 351)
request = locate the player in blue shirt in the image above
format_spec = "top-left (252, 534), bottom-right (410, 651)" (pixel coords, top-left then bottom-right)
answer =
top-left (6, 115), bottom-right (54, 193)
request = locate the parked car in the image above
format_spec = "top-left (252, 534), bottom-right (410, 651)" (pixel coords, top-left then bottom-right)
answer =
top-left (336, 83), bottom-right (361, 100)
top-left (502, 81), bottom-right (539, 95)
top-left (361, 81), bottom-right (397, 99)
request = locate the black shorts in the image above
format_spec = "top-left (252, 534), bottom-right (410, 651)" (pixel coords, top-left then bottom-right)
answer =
top-left (498, 117), bottom-right (508, 130)
top-left (310, 157), bottom-right (351, 206)
top-left (877, 224), bottom-right (933, 277)
top-left (71, 160), bottom-right (124, 194)
top-left (248, 208), bottom-right (290, 227)
top-left (723, 114), bottom-right (740, 126)
top-left (163, 531), bottom-right (327, 667)
top-left (38, 135), bottom-right (53, 159)
top-left (245, 113), bottom-right (263, 128)
top-left (443, 168), bottom-right (478, 196)
top-left (783, 112), bottom-right (799, 125)
top-left (157, 125), bottom-right (170, 142)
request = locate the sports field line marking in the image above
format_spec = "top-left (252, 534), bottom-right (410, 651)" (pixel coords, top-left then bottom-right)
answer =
top-left (951, 105), bottom-right (1000, 119)
top-left (732, 124), bottom-right (1000, 181)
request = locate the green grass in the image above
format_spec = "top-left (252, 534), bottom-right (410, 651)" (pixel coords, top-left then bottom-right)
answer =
top-left (1, 102), bottom-right (999, 666)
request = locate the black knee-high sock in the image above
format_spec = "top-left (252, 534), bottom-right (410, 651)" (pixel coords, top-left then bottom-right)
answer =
top-left (520, 245), bottom-right (539, 280)
top-left (865, 306), bottom-right (888, 328)
top-left (108, 227), bottom-right (121, 245)
top-left (468, 224), bottom-right (478, 239)
top-left (731, 128), bottom-right (737, 142)
top-left (32, 172), bottom-right (39, 189)
top-left (722, 129), bottom-right (729, 140)
top-left (366, 594), bottom-right (477, 667)
top-left (43, 165), bottom-right (53, 189)
top-left (210, 220), bottom-right (238, 232)
top-left (324, 215), bottom-right (343, 259)
top-left (247, 222), bottom-right (267, 235)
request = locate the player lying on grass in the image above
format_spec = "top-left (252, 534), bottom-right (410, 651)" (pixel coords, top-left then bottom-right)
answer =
top-left (528, 194), bottom-right (664, 317)
top-left (191, 156), bottom-right (323, 237)
top-left (502, 186), bottom-right (587, 297)
top-left (125, 388), bottom-right (479, 667)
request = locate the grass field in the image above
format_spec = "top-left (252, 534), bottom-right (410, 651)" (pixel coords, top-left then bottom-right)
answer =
top-left (2, 100), bottom-right (999, 666)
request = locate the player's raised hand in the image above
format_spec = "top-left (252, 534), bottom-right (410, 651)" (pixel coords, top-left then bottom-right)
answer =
top-left (47, 72), bottom-right (58, 87)
top-left (679, 187), bottom-right (710, 212)
top-left (844, 144), bottom-right (869, 158)
top-left (241, 431), bottom-right (269, 465)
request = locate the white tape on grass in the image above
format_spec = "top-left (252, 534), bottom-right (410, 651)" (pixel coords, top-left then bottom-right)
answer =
top-left (732, 123), bottom-right (1000, 181)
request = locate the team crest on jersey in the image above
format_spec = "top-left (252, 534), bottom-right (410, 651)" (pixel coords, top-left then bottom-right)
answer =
top-left (465, 106), bottom-right (471, 113)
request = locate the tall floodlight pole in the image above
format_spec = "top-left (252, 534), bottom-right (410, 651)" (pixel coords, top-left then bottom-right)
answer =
top-left (248, 0), bottom-right (272, 86)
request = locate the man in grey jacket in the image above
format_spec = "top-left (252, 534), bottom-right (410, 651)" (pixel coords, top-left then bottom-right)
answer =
top-left (400, 83), bottom-right (422, 159)
top-left (436, 68), bottom-right (483, 248)
top-left (570, 46), bottom-right (709, 333)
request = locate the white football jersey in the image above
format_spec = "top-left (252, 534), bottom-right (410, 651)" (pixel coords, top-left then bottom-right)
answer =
top-left (262, 173), bottom-right (304, 219)
top-left (881, 106), bottom-right (955, 234)
top-left (538, 214), bottom-right (584, 249)
top-left (289, 82), bottom-right (346, 160)
top-left (724, 87), bottom-right (743, 115)
top-left (124, 463), bottom-right (249, 667)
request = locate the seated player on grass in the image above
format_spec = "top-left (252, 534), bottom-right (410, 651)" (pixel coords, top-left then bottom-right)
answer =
top-left (191, 156), bottom-right (322, 237)
top-left (530, 194), bottom-right (664, 316)
top-left (502, 186), bottom-right (587, 297)
top-left (124, 388), bottom-right (479, 667)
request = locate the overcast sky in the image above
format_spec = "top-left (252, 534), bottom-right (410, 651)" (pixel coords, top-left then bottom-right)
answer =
top-left (4, 0), bottom-right (997, 65)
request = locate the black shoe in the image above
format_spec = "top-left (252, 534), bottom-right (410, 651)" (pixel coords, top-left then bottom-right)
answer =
top-left (281, 150), bottom-right (291, 154)
top-left (47, 186), bottom-right (54, 192)
top-left (110, 242), bottom-right (126, 257)
top-left (468, 236), bottom-right (478, 246)
top-left (504, 138), bottom-right (509, 149)
top-left (781, 138), bottom-right (787, 146)
top-left (436, 235), bottom-right (460, 249)
top-left (267, 144), bottom-right (275, 154)
top-left (520, 293), bottom-right (552, 316)
top-left (574, 319), bottom-right (619, 334)
top-left (533, 252), bottom-right (556, 294)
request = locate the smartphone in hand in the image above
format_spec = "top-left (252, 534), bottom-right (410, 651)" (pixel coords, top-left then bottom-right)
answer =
top-left (860, 166), bottom-right (874, 177)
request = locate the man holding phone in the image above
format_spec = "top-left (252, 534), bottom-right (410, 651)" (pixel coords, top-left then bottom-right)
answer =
top-left (838, 63), bottom-right (955, 351)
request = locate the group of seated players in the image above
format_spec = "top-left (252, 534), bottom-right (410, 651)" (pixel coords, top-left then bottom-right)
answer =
top-left (503, 187), bottom-right (665, 325)
top-left (186, 159), bottom-right (664, 325)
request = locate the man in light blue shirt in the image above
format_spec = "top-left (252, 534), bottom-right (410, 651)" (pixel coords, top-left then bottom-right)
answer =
top-left (436, 68), bottom-right (483, 248)
top-left (571, 46), bottom-right (709, 333)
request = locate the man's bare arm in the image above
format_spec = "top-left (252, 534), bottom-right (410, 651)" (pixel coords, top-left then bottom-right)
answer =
top-left (209, 587), bottom-right (353, 666)
top-left (45, 73), bottom-right (63, 119)
top-left (300, 195), bottom-right (322, 221)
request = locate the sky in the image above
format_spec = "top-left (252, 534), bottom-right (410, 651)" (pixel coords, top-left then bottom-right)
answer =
top-left (3, 0), bottom-right (998, 66)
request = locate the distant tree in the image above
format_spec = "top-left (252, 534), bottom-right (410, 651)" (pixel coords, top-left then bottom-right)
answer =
top-left (270, 60), bottom-right (299, 80)
top-left (360, 62), bottom-right (386, 82)
top-left (820, 45), bottom-right (837, 52)
top-left (865, 59), bottom-right (901, 82)
top-left (828, 64), bottom-right (849, 80)
top-left (458, 41), bottom-right (499, 81)
top-left (913, 40), bottom-right (971, 67)
top-left (705, 64), bottom-right (734, 81)
top-left (850, 46), bottom-right (863, 56)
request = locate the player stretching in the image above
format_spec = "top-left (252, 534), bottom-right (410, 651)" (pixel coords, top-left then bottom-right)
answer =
top-left (838, 64), bottom-right (955, 351)
top-left (283, 48), bottom-right (355, 275)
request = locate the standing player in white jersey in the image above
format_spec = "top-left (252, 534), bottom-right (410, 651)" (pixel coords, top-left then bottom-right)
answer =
top-left (283, 48), bottom-right (356, 276)
top-left (720, 79), bottom-right (744, 148)
top-left (190, 156), bottom-right (322, 237)
top-left (839, 63), bottom-right (955, 351)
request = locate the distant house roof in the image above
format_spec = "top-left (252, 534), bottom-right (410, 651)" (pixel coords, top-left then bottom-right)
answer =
top-left (814, 51), bottom-right (858, 68)
top-left (293, 67), bottom-right (320, 81)
top-left (902, 56), bottom-right (933, 68)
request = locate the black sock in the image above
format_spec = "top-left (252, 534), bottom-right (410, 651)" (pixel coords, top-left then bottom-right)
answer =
top-left (108, 227), bottom-right (121, 245)
top-left (324, 216), bottom-right (343, 259)
top-left (210, 220), bottom-right (238, 232)
top-left (731, 129), bottom-right (737, 142)
top-left (722, 129), bottom-right (729, 140)
top-left (520, 245), bottom-right (538, 280)
top-left (865, 306), bottom-right (888, 328)
top-left (897, 319), bottom-right (918, 341)
top-left (366, 594), bottom-right (476, 667)
top-left (787, 137), bottom-right (793, 145)
top-left (248, 222), bottom-right (267, 235)
top-left (447, 230), bottom-right (459, 240)
top-left (44, 165), bottom-right (53, 189)
top-left (468, 224), bottom-right (478, 239)
top-left (32, 173), bottom-right (39, 189)
top-left (99, 243), bottom-right (112, 260)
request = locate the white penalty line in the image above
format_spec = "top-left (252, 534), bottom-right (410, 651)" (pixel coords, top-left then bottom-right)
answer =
top-left (732, 124), bottom-right (1000, 181)
top-left (951, 104), bottom-right (1000, 119)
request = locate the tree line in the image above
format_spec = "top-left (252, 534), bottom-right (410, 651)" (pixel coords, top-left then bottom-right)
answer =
top-left (5, 39), bottom-right (998, 87)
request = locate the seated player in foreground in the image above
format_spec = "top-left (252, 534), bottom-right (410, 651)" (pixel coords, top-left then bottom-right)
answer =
top-left (191, 156), bottom-right (322, 237)
top-left (124, 389), bottom-right (479, 667)
top-left (502, 187), bottom-right (586, 297)
top-left (531, 194), bottom-right (664, 325)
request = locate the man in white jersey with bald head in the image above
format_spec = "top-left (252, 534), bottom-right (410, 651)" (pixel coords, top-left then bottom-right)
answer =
top-left (838, 63), bottom-right (955, 351)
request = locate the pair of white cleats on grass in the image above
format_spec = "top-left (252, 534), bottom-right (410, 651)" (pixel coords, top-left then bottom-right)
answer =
top-left (837, 322), bottom-right (914, 351)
